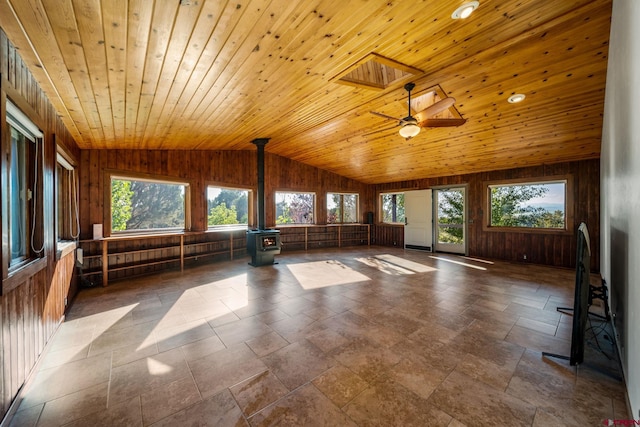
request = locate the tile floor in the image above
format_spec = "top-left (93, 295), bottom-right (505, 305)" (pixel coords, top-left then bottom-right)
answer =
top-left (9, 247), bottom-right (629, 426)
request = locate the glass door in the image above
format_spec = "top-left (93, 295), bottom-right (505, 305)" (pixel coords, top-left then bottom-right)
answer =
top-left (434, 187), bottom-right (466, 254)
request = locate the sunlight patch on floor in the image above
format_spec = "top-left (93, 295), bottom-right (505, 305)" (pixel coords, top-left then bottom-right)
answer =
top-left (375, 254), bottom-right (438, 273)
top-left (429, 255), bottom-right (487, 270)
top-left (147, 357), bottom-right (173, 376)
top-left (287, 260), bottom-right (370, 289)
top-left (356, 254), bottom-right (437, 275)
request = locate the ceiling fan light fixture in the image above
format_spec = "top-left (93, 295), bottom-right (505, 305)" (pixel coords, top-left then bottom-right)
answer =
top-left (399, 121), bottom-right (421, 139)
top-left (508, 93), bottom-right (526, 103)
top-left (451, 1), bottom-right (479, 19)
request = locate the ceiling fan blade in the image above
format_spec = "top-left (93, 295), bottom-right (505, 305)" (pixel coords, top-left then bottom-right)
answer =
top-left (419, 118), bottom-right (467, 128)
top-left (370, 111), bottom-right (401, 123)
top-left (414, 97), bottom-right (456, 122)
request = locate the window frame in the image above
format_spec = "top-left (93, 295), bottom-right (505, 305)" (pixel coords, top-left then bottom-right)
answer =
top-left (205, 183), bottom-right (253, 230)
top-left (326, 192), bottom-right (360, 224)
top-left (482, 175), bottom-right (574, 234)
top-left (4, 100), bottom-right (45, 275)
top-left (274, 190), bottom-right (316, 225)
top-left (56, 149), bottom-right (79, 242)
top-left (104, 170), bottom-right (191, 237)
top-left (379, 191), bottom-right (406, 225)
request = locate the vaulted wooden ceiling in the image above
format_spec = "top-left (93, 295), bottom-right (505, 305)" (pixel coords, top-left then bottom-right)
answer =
top-left (0, 0), bottom-right (612, 184)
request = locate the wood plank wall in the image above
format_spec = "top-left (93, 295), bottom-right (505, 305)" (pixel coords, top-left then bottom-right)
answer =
top-left (0, 29), bottom-right (79, 420)
top-left (373, 160), bottom-right (600, 270)
top-left (78, 149), bottom-right (370, 239)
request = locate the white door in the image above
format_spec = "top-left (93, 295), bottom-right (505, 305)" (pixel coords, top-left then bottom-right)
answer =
top-left (434, 187), bottom-right (466, 254)
top-left (404, 189), bottom-right (432, 251)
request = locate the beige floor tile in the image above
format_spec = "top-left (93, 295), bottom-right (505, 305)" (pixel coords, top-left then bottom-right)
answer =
top-left (245, 331), bottom-right (289, 357)
top-left (180, 335), bottom-right (226, 362)
top-left (140, 376), bottom-right (202, 425)
top-left (36, 382), bottom-right (109, 427)
top-left (429, 370), bottom-right (536, 427)
top-left (344, 376), bottom-right (451, 427)
top-left (189, 343), bottom-right (268, 399)
top-left (109, 347), bottom-right (191, 405)
top-left (249, 384), bottom-right (356, 427)
top-left (261, 340), bottom-right (335, 390)
top-left (64, 397), bottom-right (142, 427)
top-left (11, 248), bottom-right (627, 427)
top-left (313, 365), bottom-right (369, 409)
top-left (328, 338), bottom-right (402, 382)
top-left (151, 390), bottom-right (246, 426)
top-left (20, 352), bottom-right (112, 409)
top-left (230, 371), bottom-right (289, 417)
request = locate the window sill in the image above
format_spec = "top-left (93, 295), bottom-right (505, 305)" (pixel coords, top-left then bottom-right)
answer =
top-left (482, 225), bottom-right (572, 235)
top-left (56, 241), bottom-right (77, 260)
top-left (207, 225), bottom-right (249, 232)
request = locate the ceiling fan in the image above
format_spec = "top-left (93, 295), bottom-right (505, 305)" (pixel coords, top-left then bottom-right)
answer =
top-left (370, 82), bottom-right (465, 139)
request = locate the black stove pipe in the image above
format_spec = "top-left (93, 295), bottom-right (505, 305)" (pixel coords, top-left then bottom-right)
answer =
top-left (251, 138), bottom-right (270, 230)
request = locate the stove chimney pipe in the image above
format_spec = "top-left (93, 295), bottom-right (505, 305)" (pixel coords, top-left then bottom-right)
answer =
top-left (251, 138), bottom-right (270, 230)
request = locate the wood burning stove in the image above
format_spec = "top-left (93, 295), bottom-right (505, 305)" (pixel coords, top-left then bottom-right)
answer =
top-left (247, 138), bottom-right (281, 266)
top-left (247, 229), bottom-right (281, 266)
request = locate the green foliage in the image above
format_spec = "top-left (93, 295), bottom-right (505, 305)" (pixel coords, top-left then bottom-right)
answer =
top-left (490, 184), bottom-right (564, 228)
top-left (327, 193), bottom-right (358, 223)
top-left (111, 179), bottom-right (184, 232)
top-left (276, 193), bottom-right (314, 224)
top-left (437, 190), bottom-right (464, 243)
top-left (208, 202), bottom-right (239, 225)
top-left (111, 180), bottom-right (133, 231)
top-left (381, 193), bottom-right (405, 223)
top-left (209, 190), bottom-right (247, 225)
top-left (126, 181), bottom-right (184, 230)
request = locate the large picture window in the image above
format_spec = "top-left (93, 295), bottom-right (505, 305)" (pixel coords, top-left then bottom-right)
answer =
top-left (485, 177), bottom-right (571, 231)
top-left (110, 175), bottom-right (189, 234)
top-left (275, 192), bottom-right (315, 225)
top-left (6, 101), bottom-right (44, 269)
top-left (327, 193), bottom-right (359, 224)
top-left (207, 186), bottom-right (250, 228)
top-left (380, 192), bottom-right (405, 224)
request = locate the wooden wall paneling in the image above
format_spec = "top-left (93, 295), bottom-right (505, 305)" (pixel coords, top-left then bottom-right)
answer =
top-left (0, 296), bottom-right (3, 416)
top-left (372, 160), bottom-right (599, 270)
top-left (0, 29), bottom-right (80, 422)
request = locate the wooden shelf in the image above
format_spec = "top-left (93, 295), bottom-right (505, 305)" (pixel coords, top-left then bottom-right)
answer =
top-left (78, 225), bottom-right (369, 287)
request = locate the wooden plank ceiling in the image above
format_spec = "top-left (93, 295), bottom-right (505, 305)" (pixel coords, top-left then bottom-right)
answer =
top-left (0, 0), bottom-right (611, 184)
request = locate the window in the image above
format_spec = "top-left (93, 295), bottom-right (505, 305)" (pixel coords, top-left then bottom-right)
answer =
top-left (380, 192), bottom-right (405, 224)
top-left (207, 186), bottom-right (250, 228)
top-left (110, 175), bottom-right (189, 234)
top-left (275, 192), bottom-right (315, 225)
top-left (485, 177), bottom-right (571, 231)
top-left (327, 193), bottom-right (359, 224)
top-left (6, 101), bottom-right (44, 268)
top-left (56, 153), bottom-right (79, 241)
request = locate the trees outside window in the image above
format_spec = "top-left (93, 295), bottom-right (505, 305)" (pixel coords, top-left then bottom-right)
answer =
top-left (327, 193), bottom-right (358, 224)
top-left (207, 187), bottom-right (249, 227)
top-left (110, 177), bottom-right (187, 233)
top-left (276, 192), bottom-right (314, 224)
top-left (488, 181), bottom-right (566, 229)
top-left (437, 189), bottom-right (464, 244)
top-left (380, 192), bottom-right (405, 224)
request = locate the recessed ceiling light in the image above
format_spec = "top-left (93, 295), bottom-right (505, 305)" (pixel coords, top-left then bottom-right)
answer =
top-left (451, 1), bottom-right (479, 19)
top-left (508, 94), bottom-right (526, 103)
